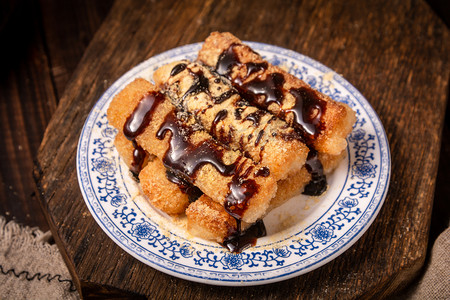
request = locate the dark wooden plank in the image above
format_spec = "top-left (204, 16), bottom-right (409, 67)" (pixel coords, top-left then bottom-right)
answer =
top-left (0, 0), bottom-right (58, 230)
top-left (0, 0), bottom-right (113, 230)
top-left (428, 102), bottom-right (450, 251)
top-left (34, 0), bottom-right (449, 298)
top-left (402, 92), bottom-right (450, 293)
top-left (39, 0), bottom-right (115, 98)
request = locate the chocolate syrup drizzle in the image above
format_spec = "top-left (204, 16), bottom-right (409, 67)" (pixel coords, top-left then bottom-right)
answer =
top-left (216, 43), bottom-right (241, 76)
top-left (245, 62), bottom-right (268, 78)
top-left (130, 141), bottom-right (146, 177)
top-left (181, 69), bottom-right (210, 101)
top-left (302, 149), bottom-right (327, 196)
top-left (156, 112), bottom-right (236, 177)
top-left (166, 62), bottom-right (270, 252)
top-left (222, 219), bottom-right (266, 253)
top-left (170, 63), bottom-right (187, 76)
top-left (213, 90), bottom-right (236, 104)
top-left (224, 164), bottom-right (258, 219)
top-left (216, 44), bottom-right (328, 196)
top-left (240, 73), bottom-right (285, 107)
top-left (155, 111), bottom-right (265, 252)
top-left (211, 109), bottom-right (229, 142)
top-left (124, 92), bottom-right (164, 138)
top-left (234, 107), bottom-right (244, 120)
top-left (244, 110), bottom-right (265, 127)
top-left (211, 110), bottom-right (228, 132)
top-left (289, 87), bottom-right (326, 136)
top-left (123, 92), bottom-right (164, 176)
top-left (254, 130), bottom-right (265, 147)
top-left (165, 169), bottom-right (203, 202)
top-left (255, 166), bottom-right (270, 177)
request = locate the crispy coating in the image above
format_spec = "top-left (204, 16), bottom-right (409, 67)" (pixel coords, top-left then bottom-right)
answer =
top-left (198, 32), bottom-right (356, 155)
top-left (107, 78), bottom-right (278, 223)
top-left (115, 132), bottom-right (190, 215)
top-left (114, 131), bottom-right (152, 170)
top-left (186, 195), bottom-right (238, 243)
top-left (184, 168), bottom-right (305, 242)
top-left (185, 150), bottom-right (346, 242)
top-left (114, 123), bottom-right (346, 241)
top-left (319, 151), bottom-right (346, 175)
top-left (270, 150), bottom-right (345, 209)
top-left (154, 61), bottom-right (308, 181)
top-left (186, 170), bottom-right (308, 242)
top-left (269, 168), bottom-right (311, 209)
top-left (139, 158), bottom-right (190, 215)
top-left (107, 32), bottom-right (354, 243)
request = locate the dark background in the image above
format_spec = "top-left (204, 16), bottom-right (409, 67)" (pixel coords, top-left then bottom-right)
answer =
top-left (0, 0), bottom-right (448, 296)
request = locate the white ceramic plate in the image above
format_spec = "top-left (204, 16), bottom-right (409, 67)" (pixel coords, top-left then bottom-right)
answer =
top-left (77, 42), bottom-right (390, 286)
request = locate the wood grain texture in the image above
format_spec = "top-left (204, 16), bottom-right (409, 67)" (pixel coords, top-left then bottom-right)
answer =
top-left (0, 0), bottom-right (58, 230)
top-left (34, 0), bottom-right (449, 298)
top-left (39, 0), bottom-right (115, 98)
top-left (0, 0), bottom-right (113, 230)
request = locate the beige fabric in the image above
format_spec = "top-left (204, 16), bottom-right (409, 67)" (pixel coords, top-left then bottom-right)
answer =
top-left (0, 216), bottom-right (79, 300)
top-left (406, 227), bottom-right (450, 299)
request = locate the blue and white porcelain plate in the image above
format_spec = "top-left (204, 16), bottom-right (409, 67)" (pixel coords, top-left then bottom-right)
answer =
top-left (77, 42), bottom-right (390, 286)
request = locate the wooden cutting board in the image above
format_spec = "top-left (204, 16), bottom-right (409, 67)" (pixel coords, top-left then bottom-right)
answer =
top-left (33, 0), bottom-right (449, 298)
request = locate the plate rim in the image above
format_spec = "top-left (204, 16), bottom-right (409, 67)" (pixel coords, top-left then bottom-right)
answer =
top-left (76, 41), bottom-right (391, 286)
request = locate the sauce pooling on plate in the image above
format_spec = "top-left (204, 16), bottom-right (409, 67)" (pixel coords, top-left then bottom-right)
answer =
top-left (302, 149), bottom-right (327, 196)
top-left (222, 219), bottom-right (266, 253)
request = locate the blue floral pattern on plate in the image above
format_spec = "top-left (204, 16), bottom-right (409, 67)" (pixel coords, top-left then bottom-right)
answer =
top-left (77, 42), bottom-right (390, 286)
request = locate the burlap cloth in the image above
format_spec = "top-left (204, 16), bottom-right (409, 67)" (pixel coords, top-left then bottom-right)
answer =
top-left (399, 226), bottom-right (450, 299)
top-left (0, 215), bottom-right (448, 299)
top-left (0, 217), bottom-right (79, 299)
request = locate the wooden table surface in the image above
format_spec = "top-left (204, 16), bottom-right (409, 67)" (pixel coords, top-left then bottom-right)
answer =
top-left (1, 0), bottom-right (449, 298)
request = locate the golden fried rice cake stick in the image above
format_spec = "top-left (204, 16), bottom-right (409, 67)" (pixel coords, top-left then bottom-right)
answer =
top-left (114, 126), bottom-right (151, 176)
top-left (185, 173), bottom-right (309, 243)
top-left (186, 150), bottom-right (345, 243)
top-left (118, 127), bottom-right (343, 240)
top-left (186, 195), bottom-right (244, 243)
top-left (154, 61), bottom-right (308, 181)
top-left (115, 132), bottom-right (201, 215)
top-left (270, 151), bottom-right (345, 208)
top-left (107, 78), bottom-right (278, 224)
top-left (186, 172), bottom-right (306, 243)
top-left (186, 168), bottom-right (310, 243)
top-left (319, 151), bottom-right (346, 175)
top-left (198, 32), bottom-right (356, 155)
top-left (269, 167), bottom-right (311, 209)
top-left (139, 158), bottom-right (193, 215)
